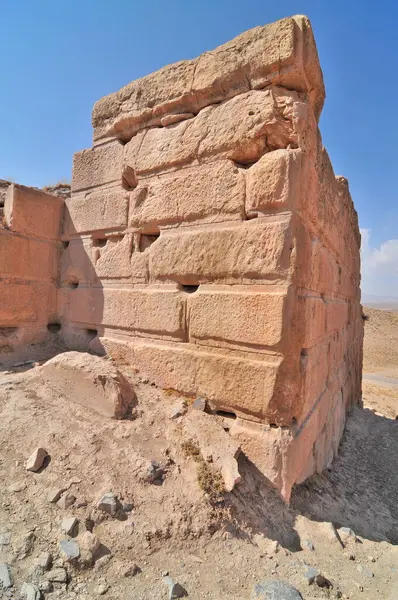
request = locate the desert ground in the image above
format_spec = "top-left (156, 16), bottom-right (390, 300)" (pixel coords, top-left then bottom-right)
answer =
top-left (0, 308), bottom-right (397, 600)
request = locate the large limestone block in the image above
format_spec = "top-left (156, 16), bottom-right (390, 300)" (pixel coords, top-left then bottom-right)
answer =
top-left (72, 140), bottom-right (124, 192)
top-left (188, 287), bottom-right (286, 349)
top-left (129, 161), bottom-right (245, 232)
top-left (96, 337), bottom-right (282, 422)
top-left (40, 351), bottom-right (135, 419)
top-left (64, 287), bottom-right (186, 341)
top-left (124, 89), bottom-right (304, 177)
top-left (0, 231), bottom-right (57, 281)
top-left (149, 216), bottom-right (293, 285)
top-left (5, 184), bottom-right (63, 241)
top-left (298, 294), bottom-right (326, 347)
top-left (92, 15), bottom-right (324, 141)
top-left (245, 149), bottom-right (302, 214)
top-left (64, 188), bottom-right (129, 235)
top-left (0, 281), bottom-right (57, 326)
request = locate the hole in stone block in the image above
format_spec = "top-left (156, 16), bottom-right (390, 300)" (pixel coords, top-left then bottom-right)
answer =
top-left (86, 328), bottom-right (98, 340)
top-left (67, 277), bottom-right (79, 289)
top-left (92, 238), bottom-right (107, 248)
top-left (139, 233), bottom-right (160, 252)
top-left (179, 285), bottom-right (199, 294)
top-left (47, 322), bottom-right (61, 334)
top-left (269, 423), bottom-right (278, 429)
top-left (0, 327), bottom-right (18, 338)
top-left (62, 241), bottom-right (70, 250)
top-left (214, 410), bottom-right (237, 420)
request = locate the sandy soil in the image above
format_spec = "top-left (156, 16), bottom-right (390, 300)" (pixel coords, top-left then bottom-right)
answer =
top-left (0, 308), bottom-right (397, 600)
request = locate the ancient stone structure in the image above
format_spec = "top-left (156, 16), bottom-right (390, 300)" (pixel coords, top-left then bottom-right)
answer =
top-left (0, 15), bottom-right (363, 500)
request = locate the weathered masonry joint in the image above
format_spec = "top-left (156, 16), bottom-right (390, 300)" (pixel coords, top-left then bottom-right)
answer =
top-left (0, 15), bottom-right (363, 501)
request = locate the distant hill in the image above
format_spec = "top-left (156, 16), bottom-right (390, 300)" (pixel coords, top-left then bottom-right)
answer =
top-left (363, 307), bottom-right (398, 373)
top-left (362, 295), bottom-right (398, 310)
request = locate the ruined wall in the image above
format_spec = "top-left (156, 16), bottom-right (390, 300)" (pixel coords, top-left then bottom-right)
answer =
top-left (0, 184), bottom-right (63, 356)
top-left (58, 14), bottom-right (362, 500)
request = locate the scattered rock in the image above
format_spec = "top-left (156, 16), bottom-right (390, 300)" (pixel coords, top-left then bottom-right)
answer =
top-left (7, 481), bottom-right (27, 493)
top-left (47, 487), bottom-right (67, 503)
top-left (170, 400), bottom-right (187, 420)
top-left (164, 576), bottom-right (188, 599)
top-left (302, 539), bottom-right (315, 551)
top-left (57, 493), bottom-right (76, 509)
top-left (0, 532), bottom-right (11, 548)
top-left (13, 531), bottom-right (35, 560)
top-left (26, 448), bottom-right (48, 472)
top-left (338, 527), bottom-right (356, 542)
top-left (141, 460), bottom-right (165, 484)
top-left (319, 522), bottom-right (344, 548)
top-left (20, 582), bottom-right (41, 600)
top-left (97, 492), bottom-right (122, 517)
top-left (77, 531), bottom-right (101, 565)
top-left (38, 581), bottom-right (53, 593)
top-left (251, 580), bottom-right (303, 599)
top-left (36, 552), bottom-right (52, 570)
top-left (94, 555), bottom-right (112, 571)
top-left (122, 564), bottom-right (141, 577)
top-left (192, 397), bottom-right (206, 411)
top-left (61, 517), bottom-right (78, 536)
top-left (357, 564), bottom-right (374, 578)
top-left (40, 351), bottom-right (135, 419)
top-left (123, 502), bottom-right (133, 513)
top-left (59, 539), bottom-right (80, 561)
top-left (0, 563), bottom-right (13, 589)
top-left (46, 567), bottom-right (68, 583)
top-left (94, 583), bottom-right (109, 595)
top-left (183, 411), bottom-right (241, 492)
top-left (303, 566), bottom-right (320, 585)
top-left (314, 574), bottom-right (333, 588)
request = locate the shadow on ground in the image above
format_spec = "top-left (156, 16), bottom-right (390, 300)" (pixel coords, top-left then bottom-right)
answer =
top-left (291, 406), bottom-right (398, 544)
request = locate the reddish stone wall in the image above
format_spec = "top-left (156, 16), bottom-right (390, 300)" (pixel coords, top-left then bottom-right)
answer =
top-left (58, 15), bottom-right (363, 500)
top-left (0, 184), bottom-right (63, 355)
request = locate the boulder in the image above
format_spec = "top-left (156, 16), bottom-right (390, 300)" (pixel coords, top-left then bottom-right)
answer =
top-left (40, 351), bottom-right (135, 419)
top-left (251, 580), bottom-right (303, 599)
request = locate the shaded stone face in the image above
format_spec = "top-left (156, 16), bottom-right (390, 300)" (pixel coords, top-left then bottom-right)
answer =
top-left (0, 14), bottom-right (362, 502)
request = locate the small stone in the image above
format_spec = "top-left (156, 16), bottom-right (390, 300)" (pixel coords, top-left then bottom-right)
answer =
top-left (94, 555), bottom-right (112, 571)
top-left (38, 581), bottom-right (53, 593)
top-left (251, 580), bottom-right (303, 599)
top-left (357, 564), bottom-right (374, 578)
top-left (13, 531), bottom-right (35, 560)
top-left (164, 576), bottom-right (188, 599)
top-left (302, 539), bottom-right (314, 551)
top-left (46, 567), bottom-right (68, 583)
top-left (61, 516), bottom-right (78, 536)
top-left (314, 574), bottom-right (332, 588)
top-left (368, 555), bottom-right (376, 563)
top-left (96, 583), bottom-right (109, 595)
top-left (0, 532), bottom-right (11, 548)
top-left (26, 448), bottom-right (48, 472)
top-left (97, 492), bottom-right (122, 517)
top-left (193, 397), bottom-right (206, 411)
top-left (253, 535), bottom-right (279, 556)
top-left (303, 566), bottom-right (320, 585)
top-left (59, 539), bottom-right (80, 561)
top-left (141, 460), bottom-right (165, 484)
top-left (123, 503), bottom-right (133, 513)
top-left (57, 493), bottom-right (76, 509)
top-left (37, 552), bottom-right (52, 570)
top-left (47, 487), bottom-right (67, 503)
top-left (338, 527), bottom-right (356, 542)
top-left (0, 563), bottom-right (13, 589)
top-left (20, 582), bottom-right (41, 600)
top-left (76, 531), bottom-right (101, 565)
top-left (123, 564), bottom-right (141, 577)
top-left (7, 481), bottom-right (27, 493)
top-left (170, 400), bottom-right (187, 420)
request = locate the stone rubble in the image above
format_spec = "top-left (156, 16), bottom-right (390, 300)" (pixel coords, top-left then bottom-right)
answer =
top-left (25, 448), bottom-right (48, 472)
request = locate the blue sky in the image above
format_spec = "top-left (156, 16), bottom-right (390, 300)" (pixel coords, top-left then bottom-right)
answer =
top-left (1, 1), bottom-right (397, 296)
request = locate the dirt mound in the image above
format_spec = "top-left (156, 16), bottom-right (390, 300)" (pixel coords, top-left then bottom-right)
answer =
top-left (0, 355), bottom-right (397, 599)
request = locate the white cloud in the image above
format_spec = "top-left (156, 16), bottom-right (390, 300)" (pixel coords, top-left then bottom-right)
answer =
top-left (360, 228), bottom-right (398, 298)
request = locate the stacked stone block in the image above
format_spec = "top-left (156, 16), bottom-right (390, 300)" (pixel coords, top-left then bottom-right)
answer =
top-left (0, 185), bottom-right (62, 354)
top-left (57, 15), bottom-right (362, 500)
